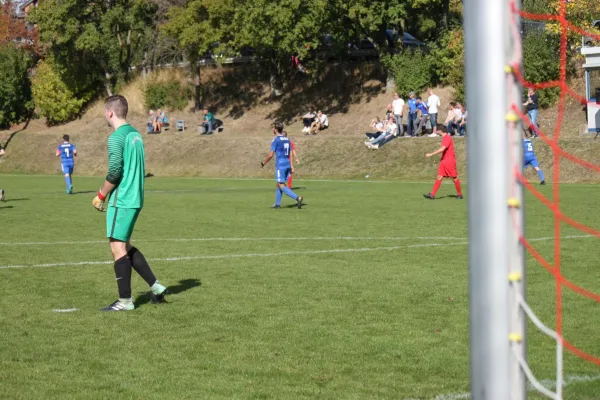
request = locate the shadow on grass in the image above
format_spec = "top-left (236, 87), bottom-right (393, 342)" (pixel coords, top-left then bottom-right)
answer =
top-left (0, 205), bottom-right (14, 209)
top-left (73, 191), bottom-right (96, 195)
top-left (134, 278), bottom-right (202, 308)
top-left (4, 198), bottom-right (29, 202)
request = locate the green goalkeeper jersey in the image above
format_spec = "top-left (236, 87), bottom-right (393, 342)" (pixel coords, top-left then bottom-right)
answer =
top-left (106, 123), bottom-right (145, 209)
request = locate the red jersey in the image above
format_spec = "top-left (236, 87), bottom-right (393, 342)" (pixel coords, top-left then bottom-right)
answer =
top-left (440, 134), bottom-right (455, 162)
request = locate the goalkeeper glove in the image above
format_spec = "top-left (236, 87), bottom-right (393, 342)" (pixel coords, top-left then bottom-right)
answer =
top-left (92, 191), bottom-right (107, 212)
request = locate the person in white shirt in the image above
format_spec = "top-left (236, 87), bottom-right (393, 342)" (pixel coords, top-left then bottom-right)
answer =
top-left (309, 110), bottom-right (329, 135)
top-left (364, 116), bottom-right (386, 142)
top-left (367, 116), bottom-right (398, 149)
top-left (427, 88), bottom-right (441, 137)
top-left (392, 93), bottom-right (405, 136)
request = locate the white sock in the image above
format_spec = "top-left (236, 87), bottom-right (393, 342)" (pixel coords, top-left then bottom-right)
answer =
top-left (151, 281), bottom-right (166, 295)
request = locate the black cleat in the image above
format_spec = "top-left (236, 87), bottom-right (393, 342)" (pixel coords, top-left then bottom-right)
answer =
top-left (100, 299), bottom-right (134, 312)
top-left (540, 180), bottom-right (546, 185)
top-left (270, 204), bottom-right (281, 209)
top-left (296, 196), bottom-right (304, 209)
top-left (456, 195), bottom-right (463, 200)
top-left (423, 193), bottom-right (435, 200)
top-left (150, 288), bottom-right (168, 304)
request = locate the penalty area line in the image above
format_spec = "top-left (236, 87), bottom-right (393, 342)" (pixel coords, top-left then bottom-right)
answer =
top-left (0, 241), bottom-right (470, 270)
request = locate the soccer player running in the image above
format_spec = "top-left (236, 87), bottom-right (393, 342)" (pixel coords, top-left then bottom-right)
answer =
top-left (261, 123), bottom-right (303, 209)
top-left (523, 135), bottom-right (546, 185)
top-left (56, 135), bottom-right (77, 194)
top-left (423, 125), bottom-right (463, 200)
top-left (283, 131), bottom-right (300, 189)
top-left (92, 95), bottom-right (167, 312)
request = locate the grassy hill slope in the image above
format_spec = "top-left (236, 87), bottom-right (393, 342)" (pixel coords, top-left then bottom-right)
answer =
top-left (0, 65), bottom-right (598, 183)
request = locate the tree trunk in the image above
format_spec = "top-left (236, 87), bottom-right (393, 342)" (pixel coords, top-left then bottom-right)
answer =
top-left (142, 50), bottom-right (148, 80)
top-left (194, 63), bottom-right (201, 111)
top-left (104, 71), bottom-right (113, 97)
top-left (269, 59), bottom-right (283, 98)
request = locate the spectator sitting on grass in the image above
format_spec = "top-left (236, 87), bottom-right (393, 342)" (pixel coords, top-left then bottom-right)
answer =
top-left (309, 110), bottom-right (329, 135)
top-left (365, 117), bottom-right (385, 141)
top-left (302, 106), bottom-right (316, 133)
top-left (385, 104), bottom-right (394, 122)
top-left (444, 102), bottom-right (457, 135)
top-left (456, 104), bottom-right (467, 136)
top-left (365, 116), bottom-right (398, 149)
top-left (147, 110), bottom-right (160, 133)
top-left (202, 108), bottom-right (216, 135)
top-left (157, 109), bottom-right (169, 127)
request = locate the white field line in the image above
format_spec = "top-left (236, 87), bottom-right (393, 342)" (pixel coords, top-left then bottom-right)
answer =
top-left (52, 308), bottom-right (79, 313)
top-left (431, 374), bottom-right (600, 400)
top-left (0, 234), bottom-right (595, 270)
top-left (1, 242), bottom-right (470, 269)
top-left (0, 236), bottom-right (467, 247)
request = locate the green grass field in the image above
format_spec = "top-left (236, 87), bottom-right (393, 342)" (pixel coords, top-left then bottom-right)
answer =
top-left (2, 175), bottom-right (600, 399)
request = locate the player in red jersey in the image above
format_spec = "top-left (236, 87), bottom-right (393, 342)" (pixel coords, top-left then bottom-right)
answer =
top-left (283, 132), bottom-right (300, 188)
top-left (423, 125), bottom-right (463, 200)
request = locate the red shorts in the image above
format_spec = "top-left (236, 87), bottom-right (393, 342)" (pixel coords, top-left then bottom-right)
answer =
top-left (438, 159), bottom-right (457, 178)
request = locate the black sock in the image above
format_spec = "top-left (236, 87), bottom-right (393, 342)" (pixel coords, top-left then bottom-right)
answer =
top-left (128, 247), bottom-right (157, 287)
top-left (114, 255), bottom-right (132, 298)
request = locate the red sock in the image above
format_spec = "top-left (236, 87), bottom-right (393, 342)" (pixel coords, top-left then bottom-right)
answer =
top-left (431, 179), bottom-right (442, 196)
top-left (288, 176), bottom-right (293, 188)
top-left (453, 179), bottom-right (462, 196)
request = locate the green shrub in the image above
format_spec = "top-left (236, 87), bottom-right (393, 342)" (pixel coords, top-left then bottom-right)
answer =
top-left (429, 29), bottom-right (465, 102)
top-left (31, 60), bottom-right (89, 125)
top-left (0, 45), bottom-right (34, 129)
top-left (381, 49), bottom-right (434, 98)
top-left (145, 80), bottom-right (191, 111)
top-left (522, 32), bottom-right (560, 108)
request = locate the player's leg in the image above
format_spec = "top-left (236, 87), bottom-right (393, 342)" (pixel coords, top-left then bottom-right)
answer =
top-left (273, 171), bottom-right (283, 208)
top-left (287, 170), bottom-right (293, 189)
top-left (0, 188), bottom-right (5, 202)
top-left (452, 176), bottom-right (463, 199)
top-left (126, 242), bottom-right (167, 303)
top-left (534, 166), bottom-right (545, 184)
top-left (62, 164), bottom-right (72, 193)
top-left (101, 207), bottom-right (138, 311)
top-left (279, 169), bottom-right (303, 208)
top-left (424, 175), bottom-right (443, 200)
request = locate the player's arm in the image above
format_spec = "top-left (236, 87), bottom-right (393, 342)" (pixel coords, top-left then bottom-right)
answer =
top-left (0, 148), bottom-right (5, 156)
top-left (292, 148), bottom-right (300, 165)
top-left (426, 146), bottom-right (447, 158)
top-left (55, 148), bottom-right (60, 157)
top-left (73, 147), bottom-right (78, 157)
top-left (93, 136), bottom-right (124, 211)
top-left (261, 151), bottom-right (275, 168)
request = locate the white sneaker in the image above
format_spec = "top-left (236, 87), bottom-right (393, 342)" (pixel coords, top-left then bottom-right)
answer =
top-left (428, 133), bottom-right (438, 137)
top-left (364, 141), bottom-right (370, 145)
top-left (368, 137), bottom-right (375, 141)
top-left (371, 144), bottom-right (379, 149)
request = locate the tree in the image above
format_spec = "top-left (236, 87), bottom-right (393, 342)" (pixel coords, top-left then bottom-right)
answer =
top-left (0, 0), bottom-right (38, 53)
top-left (162, 0), bottom-right (236, 110)
top-left (0, 45), bottom-right (34, 129)
top-left (31, 0), bottom-right (157, 96)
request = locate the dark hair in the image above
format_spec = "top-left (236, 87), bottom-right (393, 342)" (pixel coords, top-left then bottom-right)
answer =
top-left (416, 96), bottom-right (422, 100)
top-left (449, 101), bottom-right (457, 107)
top-left (274, 122), bottom-right (284, 133)
top-left (104, 95), bottom-right (129, 119)
top-left (439, 125), bottom-right (449, 134)
top-left (63, 134), bottom-right (70, 142)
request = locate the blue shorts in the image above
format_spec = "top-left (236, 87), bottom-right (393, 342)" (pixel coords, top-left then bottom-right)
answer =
top-left (275, 168), bottom-right (291, 183)
top-left (524, 157), bottom-right (539, 169)
top-left (61, 163), bottom-right (74, 175)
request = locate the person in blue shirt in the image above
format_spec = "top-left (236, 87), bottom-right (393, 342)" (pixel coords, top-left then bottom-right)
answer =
top-left (414, 97), bottom-right (430, 136)
top-left (523, 136), bottom-right (545, 185)
top-left (406, 91), bottom-right (418, 137)
top-left (55, 135), bottom-right (77, 194)
top-left (261, 122), bottom-right (304, 209)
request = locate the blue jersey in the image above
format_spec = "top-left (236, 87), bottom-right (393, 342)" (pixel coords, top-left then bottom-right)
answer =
top-left (416, 102), bottom-right (429, 115)
top-left (57, 143), bottom-right (76, 165)
top-left (523, 139), bottom-right (536, 160)
top-left (408, 98), bottom-right (418, 114)
top-left (270, 136), bottom-right (292, 169)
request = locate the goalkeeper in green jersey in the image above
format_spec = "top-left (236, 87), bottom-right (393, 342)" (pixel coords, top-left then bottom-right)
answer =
top-left (92, 95), bottom-right (167, 312)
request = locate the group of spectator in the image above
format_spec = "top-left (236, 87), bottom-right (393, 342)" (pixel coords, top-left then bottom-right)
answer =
top-left (302, 106), bottom-right (329, 135)
top-left (364, 89), bottom-right (467, 149)
top-left (147, 109), bottom-right (169, 133)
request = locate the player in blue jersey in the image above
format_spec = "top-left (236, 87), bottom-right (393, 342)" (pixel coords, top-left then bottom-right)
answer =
top-left (523, 136), bottom-right (545, 185)
top-left (261, 122), bottom-right (304, 209)
top-left (56, 135), bottom-right (77, 194)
